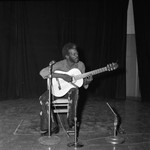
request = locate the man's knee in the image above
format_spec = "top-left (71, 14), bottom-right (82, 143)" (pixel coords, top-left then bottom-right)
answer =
top-left (39, 90), bottom-right (49, 102)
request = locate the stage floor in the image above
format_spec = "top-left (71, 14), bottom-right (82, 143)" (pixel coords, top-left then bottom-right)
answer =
top-left (0, 96), bottom-right (150, 150)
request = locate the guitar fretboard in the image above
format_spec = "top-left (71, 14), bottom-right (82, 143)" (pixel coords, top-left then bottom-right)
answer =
top-left (75, 66), bottom-right (107, 80)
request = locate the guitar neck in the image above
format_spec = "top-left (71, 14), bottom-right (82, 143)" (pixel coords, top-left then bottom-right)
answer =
top-left (75, 66), bottom-right (108, 80)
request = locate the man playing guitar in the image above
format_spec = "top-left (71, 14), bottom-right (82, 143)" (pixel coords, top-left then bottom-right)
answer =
top-left (39, 42), bottom-right (93, 136)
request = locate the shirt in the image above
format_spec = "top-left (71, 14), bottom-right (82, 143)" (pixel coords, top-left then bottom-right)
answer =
top-left (40, 59), bottom-right (85, 79)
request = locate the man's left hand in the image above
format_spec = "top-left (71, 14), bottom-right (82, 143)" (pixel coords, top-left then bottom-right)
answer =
top-left (83, 75), bottom-right (93, 89)
top-left (85, 75), bottom-right (93, 84)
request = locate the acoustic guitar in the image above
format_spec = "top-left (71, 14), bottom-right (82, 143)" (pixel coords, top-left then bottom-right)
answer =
top-left (51, 62), bottom-right (118, 97)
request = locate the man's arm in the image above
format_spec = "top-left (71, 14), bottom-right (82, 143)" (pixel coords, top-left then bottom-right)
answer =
top-left (39, 67), bottom-right (49, 79)
top-left (79, 61), bottom-right (93, 89)
top-left (52, 73), bottom-right (72, 82)
top-left (40, 67), bottom-right (72, 82)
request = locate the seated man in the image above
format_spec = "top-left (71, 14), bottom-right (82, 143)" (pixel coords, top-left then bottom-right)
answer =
top-left (39, 42), bottom-right (93, 136)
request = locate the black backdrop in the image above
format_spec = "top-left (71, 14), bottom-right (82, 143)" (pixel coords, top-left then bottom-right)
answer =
top-left (0, 1), bottom-right (129, 100)
top-left (133, 1), bottom-right (150, 101)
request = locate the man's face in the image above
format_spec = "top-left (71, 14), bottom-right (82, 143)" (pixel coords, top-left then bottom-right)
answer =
top-left (67, 48), bottom-right (79, 63)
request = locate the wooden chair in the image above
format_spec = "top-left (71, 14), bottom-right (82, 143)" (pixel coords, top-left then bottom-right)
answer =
top-left (47, 79), bottom-right (74, 136)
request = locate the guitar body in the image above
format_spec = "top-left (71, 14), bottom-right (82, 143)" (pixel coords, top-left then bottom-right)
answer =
top-left (52, 68), bottom-right (83, 97)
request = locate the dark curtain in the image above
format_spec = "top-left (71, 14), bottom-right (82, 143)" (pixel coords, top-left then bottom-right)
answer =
top-left (0, 1), bottom-right (128, 100)
top-left (133, 1), bottom-right (150, 101)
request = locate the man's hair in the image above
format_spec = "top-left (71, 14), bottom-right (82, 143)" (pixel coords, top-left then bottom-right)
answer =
top-left (62, 42), bottom-right (77, 58)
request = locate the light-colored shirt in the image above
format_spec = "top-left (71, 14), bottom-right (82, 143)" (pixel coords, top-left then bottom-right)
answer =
top-left (40, 59), bottom-right (85, 79)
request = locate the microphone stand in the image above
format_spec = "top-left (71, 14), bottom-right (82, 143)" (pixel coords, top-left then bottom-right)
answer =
top-left (105, 102), bottom-right (125, 145)
top-left (67, 89), bottom-right (84, 148)
top-left (39, 61), bottom-right (60, 145)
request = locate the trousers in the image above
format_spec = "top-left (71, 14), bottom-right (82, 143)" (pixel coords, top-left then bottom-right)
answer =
top-left (39, 88), bottom-right (79, 131)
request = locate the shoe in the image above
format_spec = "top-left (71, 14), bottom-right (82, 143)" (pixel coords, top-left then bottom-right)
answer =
top-left (41, 129), bottom-right (48, 136)
top-left (41, 126), bottom-right (59, 136)
top-left (52, 126), bottom-right (59, 134)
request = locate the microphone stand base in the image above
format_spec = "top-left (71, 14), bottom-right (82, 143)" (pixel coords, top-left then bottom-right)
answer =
top-left (39, 135), bottom-right (60, 145)
top-left (105, 136), bottom-right (125, 145)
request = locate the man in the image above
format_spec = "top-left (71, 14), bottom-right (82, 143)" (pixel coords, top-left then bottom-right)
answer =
top-left (39, 42), bottom-right (93, 136)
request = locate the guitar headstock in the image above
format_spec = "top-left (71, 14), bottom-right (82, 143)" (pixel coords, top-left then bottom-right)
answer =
top-left (107, 62), bottom-right (118, 71)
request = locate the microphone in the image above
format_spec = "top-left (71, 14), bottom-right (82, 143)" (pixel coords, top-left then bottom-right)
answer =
top-left (49, 60), bottom-right (55, 66)
top-left (48, 60), bottom-right (55, 77)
